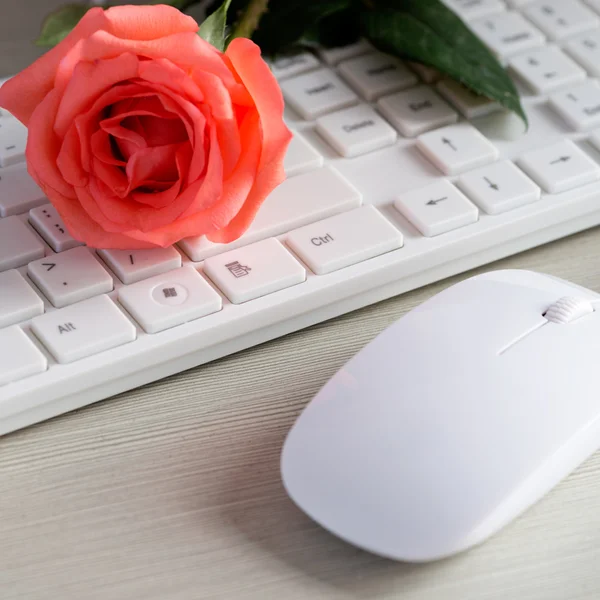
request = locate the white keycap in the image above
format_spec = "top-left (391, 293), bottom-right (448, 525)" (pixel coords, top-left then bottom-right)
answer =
top-left (587, 129), bottom-right (600, 153)
top-left (587, 0), bottom-right (600, 16)
top-left (517, 140), bottom-right (600, 193)
top-left (319, 40), bottom-right (373, 65)
top-left (442, 0), bottom-right (505, 20)
top-left (179, 167), bottom-right (361, 262)
top-left (28, 247), bottom-right (113, 308)
top-left (31, 295), bottom-right (136, 364)
top-left (436, 79), bottom-right (500, 118)
top-left (29, 204), bottom-right (83, 253)
top-left (471, 12), bottom-right (546, 58)
top-left (269, 52), bottom-right (320, 80)
top-left (97, 246), bottom-right (181, 285)
top-left (0, 216), bottom-right (45, 272)
top-left (0, 327), bottom-right (47, 385)
top-left (204, 238), bottom-right (306, 305)
top-left (376, 86), bottom-right (458, 137)
top-left (286, 205), bottom-right (403, 275)
top-left (316, 105), bottom-right (397, 157)
top-left (407, 62), bottom-right (441, 84)
top-left (0, 117), bottom-right (27, 167)
top-left (565, 31), bottom-right (600, 77)
top-left (284, 133), bottom-right (324, 177)
top-left (0, 164), bottom-right (46, 217)
top-left (416, 123), bottom-right (499, 175)
top-left (0, 270), bottom-right (44, 328)
top-left (395, 180), bottom-right (479, 237)
top-left (524, 0), bottom-right (598, 41)
top-left (549, 81), bottom-right (600, 130)
top-left (457, 160), bottom-right (541, 214)
top-left (118, 266), bottom-right (222, 334)
top-left (338, 52), bottom-right (418, 101)
top-left (509, 47), bottom-right (585, 94)
top-left (280, 69), bottom-right (358, 120)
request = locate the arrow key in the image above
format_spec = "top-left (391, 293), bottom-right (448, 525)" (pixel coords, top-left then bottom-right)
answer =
top-left (517, 140), bottom-right (600, 193)
top-left (416, 123), bottom-right (498, 175)
top-left (394, 180), bottom-right (479, 237)
top-left (28, 247), bottom-right (113, 308)
top-left (457, 160), bottom-right (541, 215)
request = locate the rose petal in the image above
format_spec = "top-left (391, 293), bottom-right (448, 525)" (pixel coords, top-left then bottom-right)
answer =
top-left (207, 38), bottom-right (292, 242)
top-left (53, 52), bottom-right (140, 138)
top-left (125, 144), bottom-right (181, 190)
top-left (26, 89), bottom-right (77, 200)
top-left (56, 125), bottom-right (88, 187)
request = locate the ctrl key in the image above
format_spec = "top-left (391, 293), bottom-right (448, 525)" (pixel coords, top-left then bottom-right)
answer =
top-left (31, 295), bottom-right (136, 364)
top-left (0, 327), bottom-right (47, 385)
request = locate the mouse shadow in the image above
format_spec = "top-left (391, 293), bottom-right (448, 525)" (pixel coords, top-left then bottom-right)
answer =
top-left (214, 423), bottom-right (446, 597)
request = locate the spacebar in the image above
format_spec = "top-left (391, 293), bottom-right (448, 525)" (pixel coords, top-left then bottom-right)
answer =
top-left (178, 166), bottom-right (362, 262)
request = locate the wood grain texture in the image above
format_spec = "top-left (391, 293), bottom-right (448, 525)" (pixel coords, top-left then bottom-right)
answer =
top-left (2, 227), bottom-right (600, 600)
top-left (3, 3), bottom-right (600, 597)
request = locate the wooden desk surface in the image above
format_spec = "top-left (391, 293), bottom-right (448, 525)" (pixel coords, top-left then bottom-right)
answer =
top-left (2, 3), bottom-right (600, 599)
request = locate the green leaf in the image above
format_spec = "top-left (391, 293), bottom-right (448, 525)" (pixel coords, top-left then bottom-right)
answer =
top-left (250, 0), bottom-right (352, 55)
top-left (301, 8), bottom-right (361, 49)
top-left (35, 3), bottom-right (90, 47)
top-left (363, 0), bottom-right (527, 125)
top-left (199, 0), bottom-right (233, 52)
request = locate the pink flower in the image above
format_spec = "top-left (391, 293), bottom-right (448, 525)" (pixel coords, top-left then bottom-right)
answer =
top-left (0, 5), bottom-right (292, 248)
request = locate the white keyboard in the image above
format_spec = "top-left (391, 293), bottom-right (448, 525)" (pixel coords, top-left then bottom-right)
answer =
top-left (3, 0), bottom-right (600, 434)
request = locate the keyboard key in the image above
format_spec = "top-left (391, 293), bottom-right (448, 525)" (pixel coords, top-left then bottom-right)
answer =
top-left (118, 266), bottom-right (222, 334)
top-left (509, 47), bottom-right (585, 94)
top-left (517, 139), bottom-right (600, 192)
top-left (97, 246), bottom-right (181, 285)
top-left (0, 118), bottom-right (27, 167)
top-left (394, 180), bottom-right (479, 237)
top-left (0, 270), bottom-right (44, 328)
top-left (28, 247), bottom-right (113, 308)
top-left (471, 12), bottom-right (546, 58)
top-left (280, 69), bottom-right (358, 120)
top-left (524, 0), bottom-right (598, 40)
top-left (0, 327), bottom-right (47, 385)
top-left (269, 52), bottom-right (320, 80)
top-left (318, 40), bottom-right (373, 65)
top-left (338, 52), bottom-right (418, 101)
top-left (586, 0), bottom-right (600, 16)
top-left (376, 85), bottom-right (458, 137)
top-left (565, 31), bottom-right (600, 77)
top-left (179, 167), bottom-right (362, 262)
top-left (436, 79), bottom-right (501, 118)
top-left (316, 105), bottom-right (397, 157)
top-left (0, 164), bottom-right (46, 217)
top-left (29, 204), bottom-right (83, 252)
top-left (31, 295), bottom-right (136, 364)
top-left (204, 238), bottom-right (306, 304)
top-left (286, 205), bottom-right (403, 275)
top-left (0, 216), bottom-right (45, 272)
top-left (549, 81), bottom-right (600, 130)
top-left (416, 123), bottom-right (498, 175)
top-left (284, 133), bottom-right (324, 177)
top-left (457, 160), bottom-right (541, 214)
top-left (442, 0), bottom-right (505, 20)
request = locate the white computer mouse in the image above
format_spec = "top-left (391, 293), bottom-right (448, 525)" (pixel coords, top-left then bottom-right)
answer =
top-left (281, 269), bottom-right (600, 562)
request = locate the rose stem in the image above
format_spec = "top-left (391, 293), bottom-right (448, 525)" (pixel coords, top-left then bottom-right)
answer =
top-left (230, 0), bottom-right (270, 40)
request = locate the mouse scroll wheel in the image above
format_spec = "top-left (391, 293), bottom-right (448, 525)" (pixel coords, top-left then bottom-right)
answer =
top-left (543, 296), bottom-right (595, 324)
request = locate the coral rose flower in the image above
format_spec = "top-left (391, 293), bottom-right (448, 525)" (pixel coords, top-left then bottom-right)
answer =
top-left (0, 5), bottom-right (292, 248)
